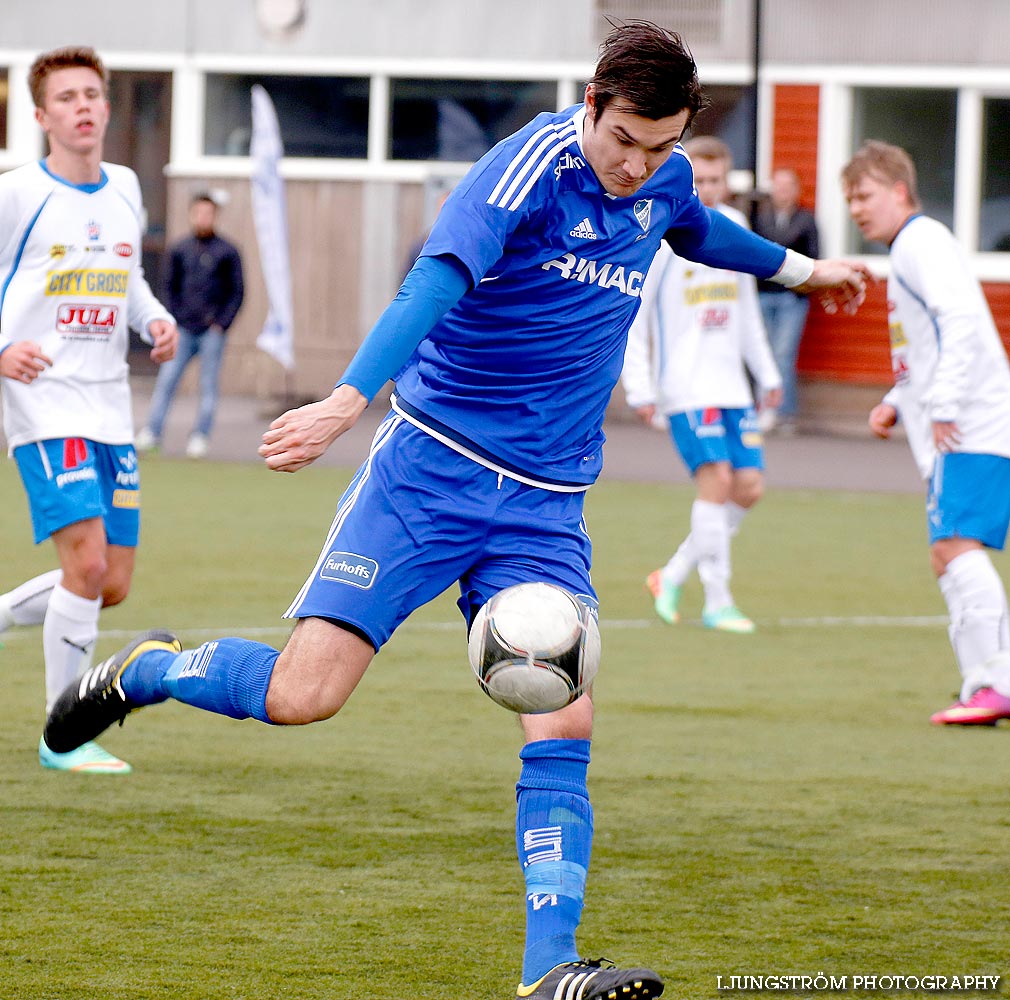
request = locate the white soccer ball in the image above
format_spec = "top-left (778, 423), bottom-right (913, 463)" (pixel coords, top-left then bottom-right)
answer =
top-left (468, 582), bottom-right (601, 714)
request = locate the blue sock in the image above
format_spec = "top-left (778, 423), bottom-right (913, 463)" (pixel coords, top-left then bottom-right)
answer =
top-left (120, 638), bottom-right (278, 722)
top-left (119, 649), bottom-right (176, 705)
top-left (516, 738), bottom-right (593, 986)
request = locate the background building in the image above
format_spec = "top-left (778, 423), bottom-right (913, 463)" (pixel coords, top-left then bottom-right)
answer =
top-left (2, 0), bottom-right (1008, 420)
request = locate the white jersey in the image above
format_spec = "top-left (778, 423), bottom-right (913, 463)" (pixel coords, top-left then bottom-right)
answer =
top-left (884, 214), bottom-right (1010, 479)
top-left (0, 160), bottom-right (172, 452)
top-left (621, 203), bottom-right (781, 414)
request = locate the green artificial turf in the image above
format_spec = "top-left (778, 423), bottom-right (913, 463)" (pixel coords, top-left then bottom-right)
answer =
top-left (1, 459), bottom-right (1006, 998)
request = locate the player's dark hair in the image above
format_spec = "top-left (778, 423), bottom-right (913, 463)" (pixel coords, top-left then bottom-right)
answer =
top-left (28, 46), bottom-right (109, 108)
top-left (191, 191), bottom-right (218, 208)
top-left (589, 20), bottom-right (706, 123)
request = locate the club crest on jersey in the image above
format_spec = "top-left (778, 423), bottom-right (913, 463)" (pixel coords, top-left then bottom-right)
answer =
top-left (554, 151), bottom-right (585, 180)
top-left (634, 199), bottom-right (653, 231)
top-left (86, 219), bottom-right (101, 241)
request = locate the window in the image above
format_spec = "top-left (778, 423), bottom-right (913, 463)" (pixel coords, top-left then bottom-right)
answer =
top-left (690, 84), bottom-right (753, 171)
top-left (850, 87), bottom-right (957, 251)
top-left (204, 74), bottom-right (369, 158)
top-left (980, 97), bottom-right (1010, 252)
top-left (389, 78), bottom-right (557, 161)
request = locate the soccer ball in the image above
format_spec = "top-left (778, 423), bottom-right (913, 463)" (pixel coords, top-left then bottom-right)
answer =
top-left (467, 582), bottom-right (601, 714)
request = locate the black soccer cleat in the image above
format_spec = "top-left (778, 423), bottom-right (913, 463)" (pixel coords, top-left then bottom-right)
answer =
top-left (516, 958), bottom-right (664, 1000)
top-left (42, 629), bottom-right (182, 754)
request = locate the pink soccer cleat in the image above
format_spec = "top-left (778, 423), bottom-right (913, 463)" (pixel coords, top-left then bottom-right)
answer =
top-left (930, 687), bottom-right (1010, 726)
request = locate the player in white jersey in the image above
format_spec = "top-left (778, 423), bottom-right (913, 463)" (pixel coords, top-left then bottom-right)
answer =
top-left (0, 47), bottom-right (177, 773)
top-left (843, 140), bottom-right (1010, 726)
top-left (623, 137), bottom-right (781, 634)
top-left (45, 26), bottom-right (866, 999)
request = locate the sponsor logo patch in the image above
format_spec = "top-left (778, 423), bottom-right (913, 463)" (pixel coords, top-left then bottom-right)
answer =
top-left (112, 488), bottom-right (141, 509)
top-left (57, 304), bottom-right (118, 334)
top-left (114, 242), bottom-right (134, 257)
top-left (541, 254), bottom-right (646, 298)
top-left (45, 269), bottom-right (129, 297)
top-left (319, 551), bottom-right (378, 589)
top-left (554, 151), bottom-right (585, 180)
top-left (55, 467), bottom-right (98, 489)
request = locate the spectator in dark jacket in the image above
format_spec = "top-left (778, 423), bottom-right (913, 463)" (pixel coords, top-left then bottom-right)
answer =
top-left (753, 168), bottom-right (819, 434)
top-left (136, 192), bottom-right (244, 458)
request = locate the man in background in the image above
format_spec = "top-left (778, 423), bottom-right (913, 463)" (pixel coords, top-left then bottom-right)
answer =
top-left (753, 167), bottom-right (819, 434)
top-left (136, 192), bottom-right (244, 458)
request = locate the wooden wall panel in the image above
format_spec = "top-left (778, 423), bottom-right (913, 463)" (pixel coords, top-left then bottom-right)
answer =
top-left (164, 176), bottom-right (425, 401)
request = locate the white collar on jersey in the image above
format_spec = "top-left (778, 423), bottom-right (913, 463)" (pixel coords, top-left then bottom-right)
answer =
top-left (572, 105), bottom-right (587, 154)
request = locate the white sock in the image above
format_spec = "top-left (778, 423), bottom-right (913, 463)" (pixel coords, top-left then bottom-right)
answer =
top-left (939, 550), bottom-right (1009, 702)
top-left (0, 569), bottom-right (62, 632)
top-left (663, 534), bottom-right (697, 587)
top-left (42, 585), bottom-right (101, 714)
top-left (691, 499), bottom-right (732, 612)
top-left (726, 500), bottom-right (748, 538)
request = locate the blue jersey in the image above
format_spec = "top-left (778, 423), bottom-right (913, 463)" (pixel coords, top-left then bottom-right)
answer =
top-left (393, 105), bottom-right (781, 488)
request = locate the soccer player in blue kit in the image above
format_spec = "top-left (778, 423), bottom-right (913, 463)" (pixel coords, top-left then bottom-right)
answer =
top-left (45, 23), bottom-right (866, 999)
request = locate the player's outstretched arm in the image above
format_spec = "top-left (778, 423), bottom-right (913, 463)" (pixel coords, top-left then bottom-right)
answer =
top-left (790, 258), bottom-right (872, 315)
top-left (259, 383), bottom-right (368, 473)
top-left (0, 341), bottom-right (52, 383)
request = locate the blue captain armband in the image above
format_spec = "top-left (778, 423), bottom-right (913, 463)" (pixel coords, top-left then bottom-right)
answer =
top-left (665, 205), bottom-right (787, 281)
top-left (336, 253), bottom-right (472, 402)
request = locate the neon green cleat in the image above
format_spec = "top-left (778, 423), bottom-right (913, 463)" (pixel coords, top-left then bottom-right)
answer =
top-left (702, 605), bottom-right (755, 634)
top-left (39, 736), bottom-right (131, 774)
top-left (645, 570), bottom-right (680, 625)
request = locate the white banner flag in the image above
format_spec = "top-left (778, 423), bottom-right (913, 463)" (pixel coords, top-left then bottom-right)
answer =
top-left (250, 84), bottom-right (295, 370)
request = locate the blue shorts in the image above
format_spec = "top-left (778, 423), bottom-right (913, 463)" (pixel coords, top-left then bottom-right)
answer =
top-left (285, 414), bottom-right (598, 651)
top-left (14, 438), bottom-right (141, 546)
top-left (927, 452), bottom-right (1010, 549)
top-left (668, 407), bottom-right (764, 475)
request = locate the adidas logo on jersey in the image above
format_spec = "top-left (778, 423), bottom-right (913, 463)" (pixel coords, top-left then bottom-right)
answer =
top-left (570, 218), bottom-right (597, 240)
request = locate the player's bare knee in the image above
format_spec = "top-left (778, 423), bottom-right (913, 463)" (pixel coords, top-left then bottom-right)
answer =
top-left (731, 471), bottom-right (764, 508)
top-left (265, 627), bottom-right (371, 724)
top-left (100, 579), bottom-right (131, 608)
top-left (64, 555), bottom-right (109, 599)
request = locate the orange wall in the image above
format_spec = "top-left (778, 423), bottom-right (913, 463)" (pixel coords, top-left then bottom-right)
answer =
top-left (799, 283), bottom-right (1010, 385)
top-left (769, 84), bottom-right (820, 207)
